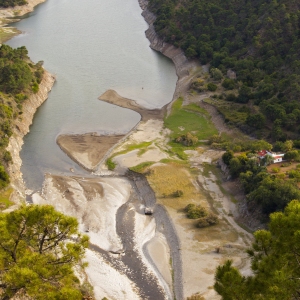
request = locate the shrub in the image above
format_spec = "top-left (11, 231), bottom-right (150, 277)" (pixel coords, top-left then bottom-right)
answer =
top-left (3, 151), bottom-right (12, 163)
top-left (210, 68), bottom-right (223, 81)
top-left (288, 170), bottom-right (300, 181)
top-left (172, 190), bottom-right (183, 197)
top-left (185, 204), bottom-right (208, 219)
top-left (175, 132), bottom-right (198, 146)
top-left (226, 93), bottom-right (237, 101)
top-left (207, 83), bottom-right (218, 92)
top-left (0, 165), bottom-right (9, 188)
top-left (32, 82), bottom-right (39, 93)
top-left (222, 78), bottom-right (235, 90)
top-left (222, 150), bottom-right (234, 165)
top-left (271, 167), bottom-right (280, 173)
top-left (197, 213), bottom-right (219, 228)
top-left (106, 158), bottom-right (116, 170)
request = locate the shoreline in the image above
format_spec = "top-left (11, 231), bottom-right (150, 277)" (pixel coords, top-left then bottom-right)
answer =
top-left (0, 0), bottom-right (47, 43)
top-left (6, 70), bottom-right (55, 206)
top-left (1, 1), bottom-right (55, 206)
top-left (0, 0), bottom-right (46, 19)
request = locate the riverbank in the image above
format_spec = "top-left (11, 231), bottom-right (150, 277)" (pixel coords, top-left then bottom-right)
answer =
top-left (0, 0), bottom-right (46, 43)
top-left (6, 69), bottom-right (55, 207)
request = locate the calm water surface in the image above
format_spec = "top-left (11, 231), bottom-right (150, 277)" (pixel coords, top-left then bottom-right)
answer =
top-left (7, 0), bottom-right (177, 190)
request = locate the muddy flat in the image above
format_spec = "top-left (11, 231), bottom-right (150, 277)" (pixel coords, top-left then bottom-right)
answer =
top-left (99, 89), bottom-right (166, 121)
top-left (57, 133), bottom-right (125, 171)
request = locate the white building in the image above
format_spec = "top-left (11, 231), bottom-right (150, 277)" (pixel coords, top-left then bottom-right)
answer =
top-left (257, 150), bottom-right (285, 164)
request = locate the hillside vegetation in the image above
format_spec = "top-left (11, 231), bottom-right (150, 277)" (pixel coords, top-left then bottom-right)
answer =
top-left (0, 44), bottom-right (44, 193)
top-left (0, 0), bottom-right (26, 8)
top-left (149, 0), bottom-right (300, 141)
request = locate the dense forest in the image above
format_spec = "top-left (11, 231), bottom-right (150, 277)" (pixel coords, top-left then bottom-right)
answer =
top-left (149, 0), bottom-right (300, 141)
top-left (0, 44), bottom-right (44, 189)
top-left (0, 0), bottom-right (26, 7)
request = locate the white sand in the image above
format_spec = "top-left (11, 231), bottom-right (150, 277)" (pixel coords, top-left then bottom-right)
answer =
top-left (133, 212), bottom-right (172, 300)
top-left (33, 176), bottom-right (131, 252)
top-left (147, 232), bottom-right (173, 295)
top-left (84, 249), bottom-right (140, 300)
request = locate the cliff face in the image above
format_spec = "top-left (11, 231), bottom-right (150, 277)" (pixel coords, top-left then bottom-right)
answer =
top-left (6, 70), bottom-right (55, 204)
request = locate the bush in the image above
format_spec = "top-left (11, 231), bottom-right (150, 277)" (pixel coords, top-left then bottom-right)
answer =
top-left (0, 165), bottom-right (9, 188)
top-left (172, 190), bottom-right (183, 197)
top-left (185, 204), bottom-right (208, 219)
top-left (222, 150), bottom-right (234, 165)
top-left (288, 170), bottom-right (300, 181)
top-left (175, 132), bottom-right (198, 146)
top-left (3, 151), bottom-right (12, 163)
top-left (197, 213), bottom-right (219, 228)
top-left (226, 93), bottom-right (237, 102)
top-left (222, 78), bottom-right (235, 90)
top-left (106, 158), bottom-right (116, 170)
top-left (207, 83), bottom-right (218, 91)
top-left (32, 82), bottom-right (39, 93)
top-left (210, 68), bottom-right (223, 81)
top-left (271, 167), bottom-right (280, 173)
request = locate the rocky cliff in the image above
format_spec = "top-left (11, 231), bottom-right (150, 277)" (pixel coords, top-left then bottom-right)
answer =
top-left (6, 70), bottom-right (55, 205)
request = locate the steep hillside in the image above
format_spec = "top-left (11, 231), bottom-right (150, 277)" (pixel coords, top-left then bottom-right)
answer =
top-left (149, 0), bottom-right (300, 141)
top-left (0, 44), bottom-right (44, 194)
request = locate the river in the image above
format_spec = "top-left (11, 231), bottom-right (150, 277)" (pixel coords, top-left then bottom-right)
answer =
top-left (6, 0), bottom-right (177, 190)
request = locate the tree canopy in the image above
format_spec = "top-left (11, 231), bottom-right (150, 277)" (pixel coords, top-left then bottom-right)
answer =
top-left (0, 205), bottom-right (90, 299)
top-left (0, 44), bottom-right (44, 191)
top-left (148, 0), bottom-right (300, 141)
top-left (214, 200), bottom-right (300, 299)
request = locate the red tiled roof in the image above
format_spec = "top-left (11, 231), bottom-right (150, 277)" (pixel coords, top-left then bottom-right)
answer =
top-left (258, 150), bottom-right (267, 157)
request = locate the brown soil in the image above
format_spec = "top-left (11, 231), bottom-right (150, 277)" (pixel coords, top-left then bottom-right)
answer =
top-left (56, 133), bottom-right (125, 171)
top-left (99, 90), bottom-right (166, 121)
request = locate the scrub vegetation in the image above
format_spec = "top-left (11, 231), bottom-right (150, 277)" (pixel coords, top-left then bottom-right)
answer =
top-left (0, 0), bottom-right (26, 8)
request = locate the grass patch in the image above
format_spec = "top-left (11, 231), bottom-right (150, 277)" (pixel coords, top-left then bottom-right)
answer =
top-left (113, 141), bottom-right (152, 157)
top-left (166, 141), bottom-right (189, 160)
top-left (183, 103), bottom-right (210, 115)
top-left (137, 148), bottom-right (149, 157)
top-left (164, 98), bottom-right (218, 141)
top-left (106, 158), bottom-right (116, 170)
top-left (146, 164), bottom-right (205, 209)
top-left (0, 188), bottom-right (13, 210)
top-left (106, 141), bottom-right (153, 169)
top-left (164, 98), bottom-right (217, 160)
top-left (129, 161), bottom-right (155, 173)
top-left (0, 27), bottom-right (20, 44)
